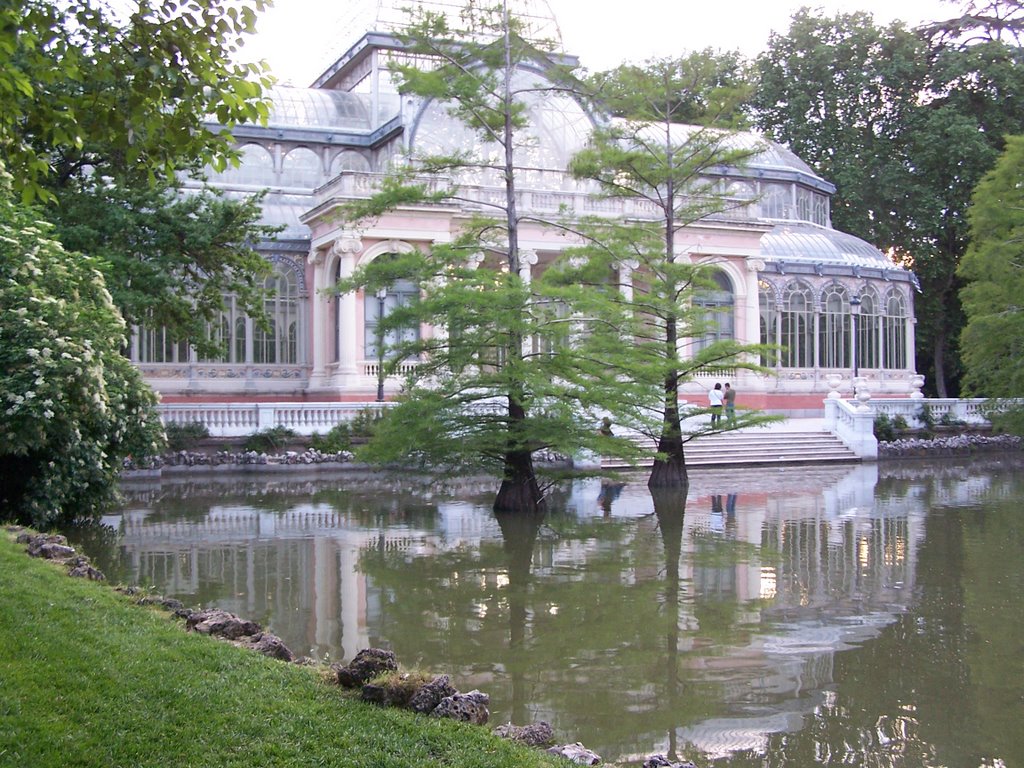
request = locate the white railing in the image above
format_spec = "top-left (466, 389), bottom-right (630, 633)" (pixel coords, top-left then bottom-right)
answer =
top-left (824, 397), bottom-right (878, 459)
top-left (319, 171), bottom-right (758, 223)
top-left (160, 402), bottom-right (389, 437)
top-left (869, 398), bottom-right (991, 427)
top-left (823, 396), bottom-right (998, 460)
top-left (360, 359), bottom-right (420, 378)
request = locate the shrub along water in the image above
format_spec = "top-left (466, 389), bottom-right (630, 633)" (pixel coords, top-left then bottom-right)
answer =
top-left (0, 532), bottom-right (560, 768)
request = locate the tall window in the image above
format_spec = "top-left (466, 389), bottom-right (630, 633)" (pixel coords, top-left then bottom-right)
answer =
top-left (202, 296), bottom-right (247, 363)
top-left (693, 271), bottom-right (735, 353)
top-left (759, 280), bottom-right (777, 366)
top-left (135, 261), bottom-right (302, 365)
top-left (255, 268), bottom-right (300, 364)
top-left (818, 284), bottom-right (850, 369)
top-left (531, 299), bottom-right (570, 357)
top-left (760, 183), bottom-right (791, 219)
top-left (330, 150), bottom-right (371, 176)
top-left (883, 289), bottom-right (907, 369)
top-left (857, 289), bottom-right (880, 370)
top-left (137, 322), bottom-right (189, 363)
top-left (781, 281), bottom-right (813, 368)
top-left (364, 277), bottom-right (420, 359)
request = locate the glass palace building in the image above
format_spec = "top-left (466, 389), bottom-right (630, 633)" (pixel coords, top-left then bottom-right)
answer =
top-left (132, 1), bottom-right (919, 414)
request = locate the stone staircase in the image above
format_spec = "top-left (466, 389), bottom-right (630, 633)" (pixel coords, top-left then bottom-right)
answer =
top-left (602, 427), bottom-right (859, 469)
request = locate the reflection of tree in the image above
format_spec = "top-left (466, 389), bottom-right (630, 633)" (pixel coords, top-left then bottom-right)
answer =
top-left (495, 511), bottom-right (545, 725)
top-left (651, 489), bottom-right (685, 763)
top-left (357, 503), bottom-right (725, 758)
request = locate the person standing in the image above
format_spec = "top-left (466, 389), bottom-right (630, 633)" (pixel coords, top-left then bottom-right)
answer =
top-left (708, 382), bottom-right (724, 426)
top-left (724, 382), bottom-right (736, 422)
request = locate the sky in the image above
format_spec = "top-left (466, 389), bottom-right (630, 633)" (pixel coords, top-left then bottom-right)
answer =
top-left (242, 0), bottom-right (961, 87)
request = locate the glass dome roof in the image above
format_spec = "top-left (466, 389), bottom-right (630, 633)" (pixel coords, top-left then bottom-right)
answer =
top-left (761, 222), bottom-right (894, 269)
top-left (637, 124), bottom-right (827, 186)
top-left (266, 86), bottom-right (375, 131)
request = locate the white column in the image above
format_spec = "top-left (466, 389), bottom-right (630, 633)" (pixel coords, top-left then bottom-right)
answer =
top-left (518, 248), bottom-right (538, 283)
top-left (331, 232), bottom-right (363, 389)
top-left (616, 258), bottom-right (639, 303)
top-left (745, 259), bottom-right (765, 348)
top-left (519, 250), bottom-right (539, 356)
top-left (307, 246), bottom-right (330, 389)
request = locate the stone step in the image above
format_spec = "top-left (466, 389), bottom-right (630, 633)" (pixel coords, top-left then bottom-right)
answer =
top-left (602, 430), bottom-right (858, 469)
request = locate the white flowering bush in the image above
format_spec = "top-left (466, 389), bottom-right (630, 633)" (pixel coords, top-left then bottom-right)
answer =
top-left (0, 165), bottom-right (164, 527)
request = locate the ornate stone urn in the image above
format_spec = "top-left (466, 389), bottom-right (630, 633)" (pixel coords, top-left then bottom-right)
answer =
top-left (826, 373), bottom-right (843, 399)
top-left (910, 373), bottom-right (926, 400)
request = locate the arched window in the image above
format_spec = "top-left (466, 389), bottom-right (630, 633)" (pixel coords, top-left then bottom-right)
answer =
top-left (279, 147), bottom-right (321, 188)
top-left (364, 269), bottom-right (420, 360)
top-left (781, 281), bottom-right (813, 368)
top-left (760, 183), bottom-right (791, 220)
top-left (857, 288), bottom-right (880, 370)
top-left (818, 284), bottom-right (850, 369)
top-left (759, 280), bottom-right (777, 366)
top-left (255, 266), bottom-right (300, 364)
top-left (883, 288), bottom-right (907, 369)
top-left (330, 150), bottom-right (371, 176)
top-left (219, 143), bottom-right (275, 186)
top-left (693, 271), bottom-right (735, 353)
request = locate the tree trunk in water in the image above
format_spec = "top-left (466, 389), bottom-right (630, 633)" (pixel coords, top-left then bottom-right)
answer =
top-left (494, 449), bottom-right (545, 512)
top-left (649, 415), bottom-right (688, 489)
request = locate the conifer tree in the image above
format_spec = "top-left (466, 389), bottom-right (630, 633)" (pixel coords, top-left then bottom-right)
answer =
top-left (562, 56), bottom-right (777, 488)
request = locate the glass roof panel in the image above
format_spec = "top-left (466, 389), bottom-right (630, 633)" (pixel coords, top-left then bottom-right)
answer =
top-left (761, 223), bottom-right (895, 268)
top-left (265, 86), bottom-right (380, 131)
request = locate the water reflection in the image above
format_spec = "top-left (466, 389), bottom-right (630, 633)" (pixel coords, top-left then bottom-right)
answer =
top-left (80, 457), bottom-right (1024, 766)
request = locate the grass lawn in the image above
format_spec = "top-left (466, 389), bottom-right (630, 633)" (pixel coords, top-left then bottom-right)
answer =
top-left (0, 532), bottom-right (562, 768)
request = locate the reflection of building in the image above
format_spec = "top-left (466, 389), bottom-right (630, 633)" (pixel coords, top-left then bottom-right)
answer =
top-left (131, 0), bottom-right (918, 413)
top-left (102, 458), bottom-right (1024, 762)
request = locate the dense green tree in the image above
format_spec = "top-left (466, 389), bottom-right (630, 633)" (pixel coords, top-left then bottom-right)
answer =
top-left (563, 57), bottom-right (777, 488)
top-left (0, 166), bottom-right (164, 528)
top-left (0, 1), bottom-right (277, 523)
top-left (1, 0), bottom-right (277, 348)
top-left (958, 134), bottom-right (1024, 429)
top-left (1, 0), bottom-right (272, 202)
top-left (51, 181), bottom-right (277, 358)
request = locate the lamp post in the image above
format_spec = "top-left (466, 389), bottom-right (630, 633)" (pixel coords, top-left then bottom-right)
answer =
top-left (850, 294), bottom-right (861, 382)
top-left (375, 287), bottom-right (388, 402)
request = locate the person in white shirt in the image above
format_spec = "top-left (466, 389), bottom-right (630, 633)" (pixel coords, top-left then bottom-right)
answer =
top-left (708, 382), bottom-right (724, 426)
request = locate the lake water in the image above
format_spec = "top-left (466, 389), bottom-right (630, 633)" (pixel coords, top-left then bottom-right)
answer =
top-left (77, 456), bottom-right (1024, 767)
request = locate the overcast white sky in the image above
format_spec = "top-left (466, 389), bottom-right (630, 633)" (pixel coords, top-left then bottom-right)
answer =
top-left (242, 0), bottom-right (961, 86)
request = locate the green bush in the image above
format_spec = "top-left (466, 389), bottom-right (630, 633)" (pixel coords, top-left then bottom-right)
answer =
top-left (939, 410), bottom-right (965, 427)
top-left (350, 408), bottom-right (383, 438)
top-left (164, 421), bottom-right (210, 451)
top-left (917, 403), bottom-right (936, 430)
top-left (987, 401), bottom-right (1024, 435)
top-left (310, 423), bottom-right (353, 454)
top-left (892, 414), bottom-right (909, 431)
top-left (243, 426), bottom-right (297, 453)
top-left (874, 413), bottom-right (897, 442)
